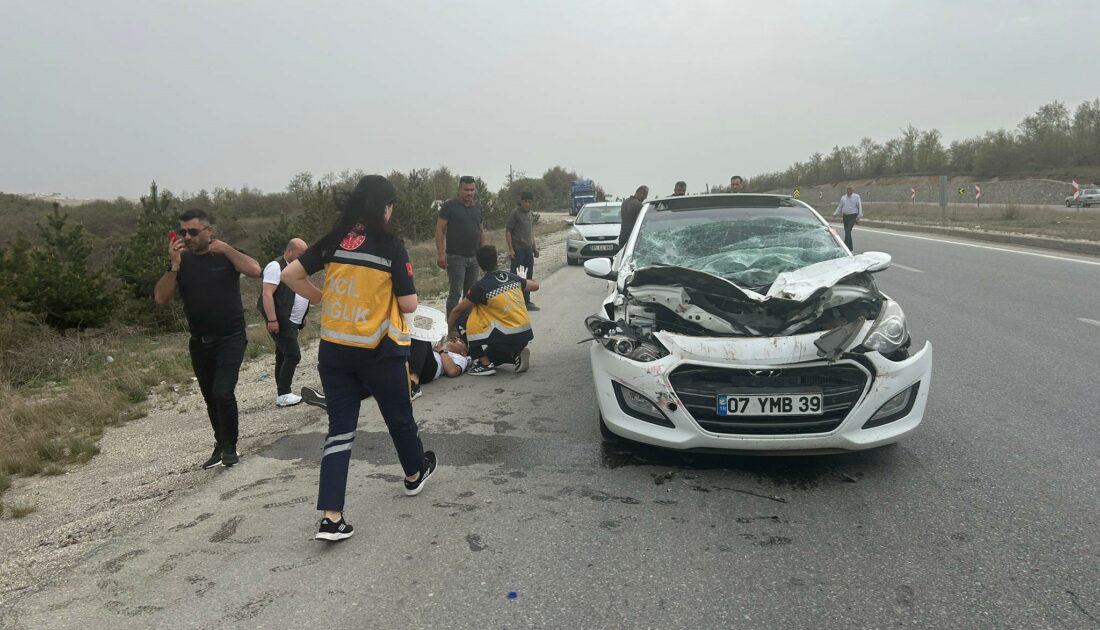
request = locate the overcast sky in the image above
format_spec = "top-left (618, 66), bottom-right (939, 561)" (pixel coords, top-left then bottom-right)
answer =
top-left (2, 0), bottom-right (1097, 199)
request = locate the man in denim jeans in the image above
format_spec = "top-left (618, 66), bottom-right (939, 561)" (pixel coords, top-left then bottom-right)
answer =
top-left (436, 176), bottom-right (485, 321)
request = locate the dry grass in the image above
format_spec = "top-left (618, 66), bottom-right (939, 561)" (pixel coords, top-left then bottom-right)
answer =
top-left (4, 502), bottom-right (37, 519)
top-left (857, 202), bottom-right (1100, 242)
top-left (0, 320), bottom-right (193, 484)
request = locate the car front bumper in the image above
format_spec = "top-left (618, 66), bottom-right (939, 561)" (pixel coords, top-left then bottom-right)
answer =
top-left (590, 331), bottom-right (933, 452)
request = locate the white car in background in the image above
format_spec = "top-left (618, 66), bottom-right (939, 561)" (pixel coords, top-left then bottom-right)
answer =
top-left (583, 194), bottom-right (933, 454)
top-left (567, 201), bottom-right (621, 265)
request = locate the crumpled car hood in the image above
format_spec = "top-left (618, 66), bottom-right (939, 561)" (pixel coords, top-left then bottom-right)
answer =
top-left (622, 253), bottom-right (890, 336)
top-left (766, 252), bottom-right (891, 301)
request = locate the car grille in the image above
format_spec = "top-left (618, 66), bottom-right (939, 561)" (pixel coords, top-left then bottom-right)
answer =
top-left (668, 364), bottom-right (868, 435)
top-left (585, 235), bottom-right (618, 241)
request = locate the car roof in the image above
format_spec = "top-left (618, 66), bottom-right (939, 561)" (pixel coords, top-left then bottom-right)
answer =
top-left (579, 201), bottom-right (621, 208)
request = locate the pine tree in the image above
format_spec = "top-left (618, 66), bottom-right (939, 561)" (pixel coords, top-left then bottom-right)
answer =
top-left (13, 204), bottom-right (116, 331)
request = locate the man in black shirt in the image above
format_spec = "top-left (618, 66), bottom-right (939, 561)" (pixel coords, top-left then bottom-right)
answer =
top-left (435, 176), bottom-right (485, 319)
top-left (155, 209), bottom-right (262, 469)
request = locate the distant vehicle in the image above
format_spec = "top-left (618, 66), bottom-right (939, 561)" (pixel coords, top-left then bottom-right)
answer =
top-left (567, 201), bottom-right (621, 265)
top-left (1065, 188), bottom-right (1100, 207)
top-left (569, 179), bottom-right (597, 216)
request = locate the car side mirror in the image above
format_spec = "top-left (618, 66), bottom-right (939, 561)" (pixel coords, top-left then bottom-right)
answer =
top-left (584, 257), bottom-right (616, 280)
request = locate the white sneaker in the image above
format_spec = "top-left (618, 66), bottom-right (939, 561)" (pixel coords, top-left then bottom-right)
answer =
top-left (276, 393), bottom-right (303, 407)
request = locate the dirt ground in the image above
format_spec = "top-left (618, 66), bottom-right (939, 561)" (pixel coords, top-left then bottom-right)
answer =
top-left (0, 222), bottom-right (573, 600)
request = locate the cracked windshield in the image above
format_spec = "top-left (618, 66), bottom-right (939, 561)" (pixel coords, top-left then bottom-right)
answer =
top-left (631, 206), bottom-right (847, 289)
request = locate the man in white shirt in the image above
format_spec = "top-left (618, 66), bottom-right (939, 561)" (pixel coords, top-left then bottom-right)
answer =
top-left (259, 238), bottom-right (309, 407)
top-left (833, 185), bottom-right (863, 251)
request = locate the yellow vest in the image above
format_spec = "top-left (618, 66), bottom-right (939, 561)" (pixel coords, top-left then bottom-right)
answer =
top-left (467, 271), bottom-right (532, 342)
top-left (319, 249), bottom-right (410, 350)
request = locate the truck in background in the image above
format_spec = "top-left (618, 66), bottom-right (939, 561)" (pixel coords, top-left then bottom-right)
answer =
top-left (569, 179), bottom-right (597, 216)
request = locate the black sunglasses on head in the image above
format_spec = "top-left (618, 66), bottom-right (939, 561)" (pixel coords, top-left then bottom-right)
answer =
top-left (180, 227), bottom-right (208, 237)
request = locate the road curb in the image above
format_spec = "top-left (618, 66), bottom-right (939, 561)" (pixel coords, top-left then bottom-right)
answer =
top-left (827, 218), bottom-right (1100, 256)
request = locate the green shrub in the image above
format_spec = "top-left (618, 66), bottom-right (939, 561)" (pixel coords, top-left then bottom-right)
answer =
top-left (9, 204), bottom-right (116, 331)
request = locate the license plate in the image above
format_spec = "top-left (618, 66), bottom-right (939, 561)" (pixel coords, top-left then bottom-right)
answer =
top-left (590, 244), bottom-right (616, 251)
top-left (717, 393), bottom-right (823, 416)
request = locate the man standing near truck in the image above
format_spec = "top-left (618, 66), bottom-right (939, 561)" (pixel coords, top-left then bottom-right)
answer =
top-left (506, 191), bottom-right (540, 311)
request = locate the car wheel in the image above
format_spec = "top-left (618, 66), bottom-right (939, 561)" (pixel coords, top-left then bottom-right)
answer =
top-left (566, 257), bottom-right (578, 266)
top-left (1066, 201), bottom-right (1072, 207)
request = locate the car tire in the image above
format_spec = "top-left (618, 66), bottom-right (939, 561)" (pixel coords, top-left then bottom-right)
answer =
top-left (566, 257), bottom-right (578, 266)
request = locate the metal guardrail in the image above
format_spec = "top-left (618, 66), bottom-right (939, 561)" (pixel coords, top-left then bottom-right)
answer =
top-left (826, 217), bottom-right (1100, 256)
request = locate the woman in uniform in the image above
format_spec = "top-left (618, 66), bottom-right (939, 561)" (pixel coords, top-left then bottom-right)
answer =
top-left (282, 175), bottom-right (437, 542)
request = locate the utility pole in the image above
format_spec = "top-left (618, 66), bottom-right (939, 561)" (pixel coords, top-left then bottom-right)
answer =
top-left (939, 175), bottom-right (947, 226)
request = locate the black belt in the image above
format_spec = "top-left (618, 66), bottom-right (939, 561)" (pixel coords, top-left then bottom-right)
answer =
top-left (191, 330), bottom-right (244, 344)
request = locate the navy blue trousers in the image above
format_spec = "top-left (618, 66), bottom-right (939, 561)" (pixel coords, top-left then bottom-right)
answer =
top-left (316, 341), bottom-right (425, 512)
top-left (510, 247), bottom-right (535, 304)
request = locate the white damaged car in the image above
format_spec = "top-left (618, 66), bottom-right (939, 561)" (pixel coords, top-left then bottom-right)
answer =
top-left (583, 194), bottom-right (932, 453)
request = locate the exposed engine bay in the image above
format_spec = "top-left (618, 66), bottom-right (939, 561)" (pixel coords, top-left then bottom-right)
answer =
top-left (584, 253), bottom-right (910, 363)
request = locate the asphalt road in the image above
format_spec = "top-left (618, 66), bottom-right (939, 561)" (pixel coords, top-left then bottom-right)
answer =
top-left (8, 227), bottom-right (1100, 629)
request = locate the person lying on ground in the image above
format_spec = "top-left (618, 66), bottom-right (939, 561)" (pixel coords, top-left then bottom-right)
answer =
top-left (301, 337), bottom-right (469, 409)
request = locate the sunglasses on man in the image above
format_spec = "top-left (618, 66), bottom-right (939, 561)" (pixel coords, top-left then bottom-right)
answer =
top-left (179, 227), bottom-right (209, 237)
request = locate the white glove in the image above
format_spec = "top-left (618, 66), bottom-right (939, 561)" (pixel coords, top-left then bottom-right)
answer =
top-left (515, 265), bottom-right (528, 278)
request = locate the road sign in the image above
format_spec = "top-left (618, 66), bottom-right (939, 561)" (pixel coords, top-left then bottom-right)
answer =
top-left (975, 185), bottom-right (981, 200)
top-left (957, 187), bottom-right (965, 196)
top-left (1073, 179), bottom-right (1081, 201)
top-left (910, 187), bottom-right (916, 201)
top-left (792, 187), bottom-right (801, 198)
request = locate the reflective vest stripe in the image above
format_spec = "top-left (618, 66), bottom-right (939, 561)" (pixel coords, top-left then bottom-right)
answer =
top-left (333, 250), bottom-right (392, 267)
top-left (321, 320), bottom-right (411, 346)
top-left (467, 321), bottom-right (533, 342)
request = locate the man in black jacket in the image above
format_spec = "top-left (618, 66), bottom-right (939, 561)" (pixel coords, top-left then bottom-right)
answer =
top-left (260, 238), bottom-right (309, 407)
top-left (617, 185), bottom-right (649, 250)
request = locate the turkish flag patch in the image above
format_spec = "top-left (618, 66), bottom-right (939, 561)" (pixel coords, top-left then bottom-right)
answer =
top-left (405, 262), bottom-right (414, 277)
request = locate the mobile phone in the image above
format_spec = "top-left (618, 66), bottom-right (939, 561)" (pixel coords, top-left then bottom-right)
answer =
top-left (168, 230), bottom-right (178, 243)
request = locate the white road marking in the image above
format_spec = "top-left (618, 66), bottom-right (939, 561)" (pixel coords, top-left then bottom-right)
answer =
top-left (856, 227), bottom-right (1100, 267)
top-left (890, 263), bottom-right (924, 273)
top-left (1078, 318), bottom-right (1100, 328)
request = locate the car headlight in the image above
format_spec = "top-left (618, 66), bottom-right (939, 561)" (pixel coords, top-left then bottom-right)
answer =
top-left (862, 300), bottom-right (909, 354)
top-left (605, 336), bottom-right (669, 362)
top-left (568, 228), bottom-right (584, 241)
